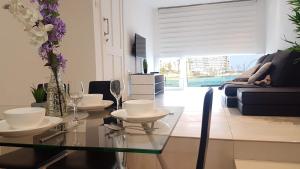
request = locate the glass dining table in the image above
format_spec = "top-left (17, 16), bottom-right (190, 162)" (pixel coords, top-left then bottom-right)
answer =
top-left (0, 106), bottom-right (183, 168)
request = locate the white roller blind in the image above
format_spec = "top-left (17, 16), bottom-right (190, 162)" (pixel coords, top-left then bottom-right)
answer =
top-left (158, 0), bottom-right (265, 57)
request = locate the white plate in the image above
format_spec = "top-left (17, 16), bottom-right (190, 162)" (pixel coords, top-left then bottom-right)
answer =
top-left (0, 116), bottom-right (63, 137)
top-left (77, 100), bottom-right (114, 111)
top-left (111, 109), bottom-right (168, 123)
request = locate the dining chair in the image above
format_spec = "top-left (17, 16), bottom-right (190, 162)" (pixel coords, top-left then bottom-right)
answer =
top-left (88, 81), bottom-right (122, 107)
top-left (196, 88), bottom-right (213, 169)
top-left (0, 147), bottom-right (65, 169)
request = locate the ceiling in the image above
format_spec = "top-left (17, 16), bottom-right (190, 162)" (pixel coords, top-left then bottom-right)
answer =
top-left (151, 0), bottom-right (238, 8)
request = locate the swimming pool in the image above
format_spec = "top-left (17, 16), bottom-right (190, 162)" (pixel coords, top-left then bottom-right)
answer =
top-left (165, 76), bottom-right (237, 87)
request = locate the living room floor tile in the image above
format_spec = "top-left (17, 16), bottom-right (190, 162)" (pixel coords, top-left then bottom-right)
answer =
top-left (226, 108), bottom-right (300, 142)
top-left (171, 111), bottom-right (232, 139)
top-left (157, 88), bottom-right (300, 143)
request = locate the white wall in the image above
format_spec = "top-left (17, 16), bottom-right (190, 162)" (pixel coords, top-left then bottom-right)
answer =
top-left (0, 0), bottom-right (156, 110)
top-left (265, 0), bottom-right (280, 53)
top-left (0, 0), bottom-right (98, 111)
top-left (0, 1), bottom-right (48, 107)
top-left (60, 0), bottom-right (97, 89)
top-left (265, 0), bottom-right (299, 53)
top-left (123, 0), bottom-right (156, 98)
top-left (123, 0), bottom-right (156, 74)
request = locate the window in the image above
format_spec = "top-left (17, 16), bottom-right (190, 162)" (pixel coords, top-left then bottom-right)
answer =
top-left (186, 55), bottom-right (260, 87)
top-left (157, 1), bottom-right (264, 88)
top-left (160, 55), bottom-right (261, 88)
top-left (160, 58), bottom-right (181, 87)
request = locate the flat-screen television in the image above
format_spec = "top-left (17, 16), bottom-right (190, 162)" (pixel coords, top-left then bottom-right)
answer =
top-left (134, 34), bottom-right (146, 58)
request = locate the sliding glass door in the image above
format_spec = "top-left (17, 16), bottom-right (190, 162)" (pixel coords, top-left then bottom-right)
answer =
top-left (160, 55), bottom-right (261, 89)
top-left (160, 58), bottom-right (184, 89)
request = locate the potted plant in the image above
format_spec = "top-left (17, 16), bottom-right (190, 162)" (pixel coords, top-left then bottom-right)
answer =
top-left (143, 59), bottom-right (148, 74)
top-left (286, 0), bottom-right (300, 51)
top-left (31, 86), bottom-right (47, 108)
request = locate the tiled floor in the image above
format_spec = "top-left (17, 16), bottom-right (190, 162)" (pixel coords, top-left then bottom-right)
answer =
top-left (156, 87), bottom-right (232, 140)
top-left (227, 107), bottom-right (300, 142)
top-left (128, 88), bottom-right (300, 169)
top-left (156, 87), bottom-right (300, 143)
top-left (235, 159), bottom-right (300, 169)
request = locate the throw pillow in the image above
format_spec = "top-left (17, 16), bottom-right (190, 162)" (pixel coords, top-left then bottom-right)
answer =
top-left (232, 78), bottom-right (249, 82)
top-left (270, 50), bottom-right (300, 86)
top-left (257, 50), bottom-right (282, 66)
top-left (248, 62), bottom-right (272, 84)
top-left (260, 52), bottom-right (276, 66)
top-left (254, 74), bottom-right (272, 87)
top-left (233, 64), bottom-right (261, 81)
top-left (256, 54), bottom-right (268, 64)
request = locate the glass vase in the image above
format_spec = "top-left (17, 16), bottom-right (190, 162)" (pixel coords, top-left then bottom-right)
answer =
top-left (46, 69), bottom-right (68, 117)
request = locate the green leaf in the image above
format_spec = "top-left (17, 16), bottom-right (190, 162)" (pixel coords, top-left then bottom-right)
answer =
top-left (31, 87), bottom-right (46, 103)
top-left (51, 12), bottom-right (60, 17)
top-left (285, 0), bottom-right (300, 46)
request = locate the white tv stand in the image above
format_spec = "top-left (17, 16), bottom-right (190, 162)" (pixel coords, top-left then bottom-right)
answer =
top-left (129, 74), bottom-right (164, 100)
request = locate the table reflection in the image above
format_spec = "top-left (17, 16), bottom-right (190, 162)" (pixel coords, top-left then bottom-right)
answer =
top-left (0, 107), bottom-right (183, 154)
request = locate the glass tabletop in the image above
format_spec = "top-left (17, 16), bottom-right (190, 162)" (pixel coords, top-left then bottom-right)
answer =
top-left (0, 107), bottom-right (183, 154)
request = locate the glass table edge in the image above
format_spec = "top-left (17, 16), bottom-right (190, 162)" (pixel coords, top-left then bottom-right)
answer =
top-left (159, 109), bottom-right (183, 153)
top-left (0, 106), bottom-right (184, 155)
top-left (0, 142), bottom-right (163, 154)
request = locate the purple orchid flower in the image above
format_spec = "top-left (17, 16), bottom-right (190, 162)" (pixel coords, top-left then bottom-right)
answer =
top-left (31, 0), bottom-right (67, 70)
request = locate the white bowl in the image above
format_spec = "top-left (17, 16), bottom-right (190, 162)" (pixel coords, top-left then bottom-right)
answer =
top-left (3, 107), bottom-right (45, 129)
top-left (123, 100), bottom-right (155, 116)
top-left (80, 94), bottom-right (103, 106)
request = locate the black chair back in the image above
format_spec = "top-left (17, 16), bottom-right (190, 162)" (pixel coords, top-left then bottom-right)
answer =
top-left (196, 88), bottom-right (213, 169)
top-left (88, 81), bottom-right (121, 107)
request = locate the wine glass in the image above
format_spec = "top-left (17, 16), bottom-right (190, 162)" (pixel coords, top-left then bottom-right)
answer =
top-left (66, 82), bottom-right (84, 123)
top-left (110, 79), bottom-right (125, 110)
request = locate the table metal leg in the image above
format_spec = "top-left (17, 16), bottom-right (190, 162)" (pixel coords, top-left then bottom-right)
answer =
top-left (123, 152), bottom-right (128, 167)
top-left (157, 154), bottom-right (168, 169)
top-left (116, 152), bottom-right (127, 169)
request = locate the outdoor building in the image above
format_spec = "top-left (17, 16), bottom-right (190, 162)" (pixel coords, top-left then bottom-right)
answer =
top-left (187, 56), bottom-right (231, 77)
